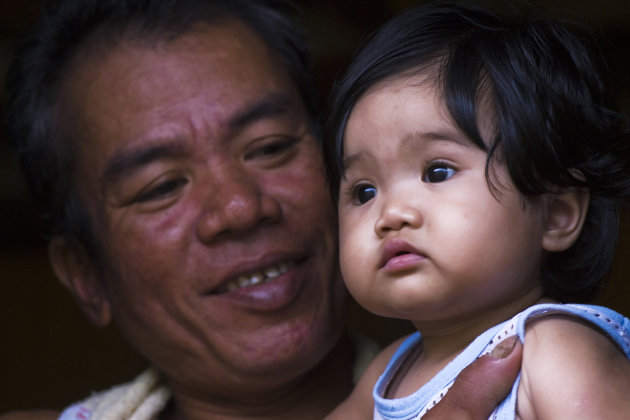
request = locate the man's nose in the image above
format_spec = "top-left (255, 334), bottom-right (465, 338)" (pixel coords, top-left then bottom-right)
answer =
top-left (196, 172), bottom-right (281, 242)
top-left (374, 194), bottom-right (422, 238)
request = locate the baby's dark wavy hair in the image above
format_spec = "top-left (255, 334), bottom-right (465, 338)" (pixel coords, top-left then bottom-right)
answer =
top-left (324, 1), bottom-right (630, 302)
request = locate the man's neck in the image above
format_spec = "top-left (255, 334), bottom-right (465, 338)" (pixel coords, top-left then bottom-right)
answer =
top-left (161, 332), bottom-right (355, 420)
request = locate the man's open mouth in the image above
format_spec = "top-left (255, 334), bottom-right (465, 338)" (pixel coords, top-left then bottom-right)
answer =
top-left (215, 261), bottom-right (297, 293)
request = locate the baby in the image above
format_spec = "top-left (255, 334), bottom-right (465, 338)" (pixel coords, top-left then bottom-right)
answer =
top-left (324, 2), bottom-right (630, 419)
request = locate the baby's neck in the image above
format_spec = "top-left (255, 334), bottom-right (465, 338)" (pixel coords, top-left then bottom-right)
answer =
top-left (387, 294), bottom-right (550, 399)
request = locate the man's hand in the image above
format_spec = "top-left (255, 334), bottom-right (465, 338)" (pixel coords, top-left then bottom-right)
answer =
top-left (423, 336), bottom-right (523, 419)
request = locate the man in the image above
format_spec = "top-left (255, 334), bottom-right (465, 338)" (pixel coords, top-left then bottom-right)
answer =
top-left (3, 0), bottom-right (520, 418)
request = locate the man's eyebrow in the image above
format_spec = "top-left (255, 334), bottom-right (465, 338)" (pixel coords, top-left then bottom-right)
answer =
top-left (101, 141), bottom-right (187, 185)
top-left (229, 93), bottom-right (291, 132)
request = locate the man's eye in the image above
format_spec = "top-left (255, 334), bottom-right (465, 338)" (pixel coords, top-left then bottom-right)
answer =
top-left (423, 163), bottom-right (456, 183)
top-left (245, 138), bottom-right (295, 160)
top-left (353, 184), bottom-right (377, 205)
top-left (135, 178), bottom-right (187, 203)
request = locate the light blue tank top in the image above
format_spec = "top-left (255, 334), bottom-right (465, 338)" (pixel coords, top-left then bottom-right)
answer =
top-left (373, 303), bottom-right (630, 419)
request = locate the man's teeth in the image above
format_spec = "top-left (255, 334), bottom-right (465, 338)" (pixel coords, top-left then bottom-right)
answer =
top-left (222, 262), bottom-right (296, 292)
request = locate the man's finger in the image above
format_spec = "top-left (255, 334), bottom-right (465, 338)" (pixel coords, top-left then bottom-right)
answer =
top-left (423, 336), bottom-right (523, 419)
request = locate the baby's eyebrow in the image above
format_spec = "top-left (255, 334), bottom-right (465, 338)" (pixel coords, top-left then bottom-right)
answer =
top-left (401, 130), bottom-right (470, 149)
top-left (341, 129), bottom-right (473, 176)
top-left (342, 151), bottom-right (364, 172)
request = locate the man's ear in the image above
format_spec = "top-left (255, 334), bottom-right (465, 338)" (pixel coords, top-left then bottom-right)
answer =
top-left (542, 187), bottom-right (589, 252)
top-left (48, 236), bottom-right (112, 327)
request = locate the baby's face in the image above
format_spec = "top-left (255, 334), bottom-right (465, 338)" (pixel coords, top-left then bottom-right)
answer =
top-left (338, 74), bottom-right (546, 329)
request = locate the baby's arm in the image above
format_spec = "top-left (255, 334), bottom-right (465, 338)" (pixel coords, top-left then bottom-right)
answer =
top-left (518, 315), bottom-right (630, 419)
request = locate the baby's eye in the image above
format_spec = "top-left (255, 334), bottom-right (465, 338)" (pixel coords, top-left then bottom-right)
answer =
top-left (423, 163), bottom-right (456, 183)
top-left (353, 184), bottom-right (377, 205)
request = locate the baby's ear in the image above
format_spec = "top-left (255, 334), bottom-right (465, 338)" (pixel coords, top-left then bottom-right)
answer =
top-left (48, 236), bottom-right (112, 326)
top-left (542, 187), bottom-right (589, 252)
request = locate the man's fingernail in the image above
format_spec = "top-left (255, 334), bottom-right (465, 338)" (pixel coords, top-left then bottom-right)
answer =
top-left (489, 335), bottom-right (517, 359)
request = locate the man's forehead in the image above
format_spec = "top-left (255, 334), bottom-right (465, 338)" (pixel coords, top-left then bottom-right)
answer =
top-left (57, 18), bottom-right (305, 184)
top-left (99, 91), bottom-right (296, 185)
top-left (59, 19), bottom-right (296, 136)
top-left (66, 19), bottom-right (274, 86)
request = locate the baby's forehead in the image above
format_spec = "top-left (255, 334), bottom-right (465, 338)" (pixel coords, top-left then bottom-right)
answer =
top-left (349, 71), bottom-right (496, 147)
top-left (363, 70), bottom-right (440, 98)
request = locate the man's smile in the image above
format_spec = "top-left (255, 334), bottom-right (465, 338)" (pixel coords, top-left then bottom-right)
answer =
top-left (216, 261), bottom-right (297, 293)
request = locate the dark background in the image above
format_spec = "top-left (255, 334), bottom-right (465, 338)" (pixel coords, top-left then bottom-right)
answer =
top-left (1, 0), bottom-right (629, 412)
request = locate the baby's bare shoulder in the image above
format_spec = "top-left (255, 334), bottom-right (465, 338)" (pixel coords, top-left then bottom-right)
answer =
top-left (518, 315), bottom-right (630, 419)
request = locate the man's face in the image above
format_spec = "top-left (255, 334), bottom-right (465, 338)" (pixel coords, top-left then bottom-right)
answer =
top-left (57, 21), bottom-right (345, 398)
